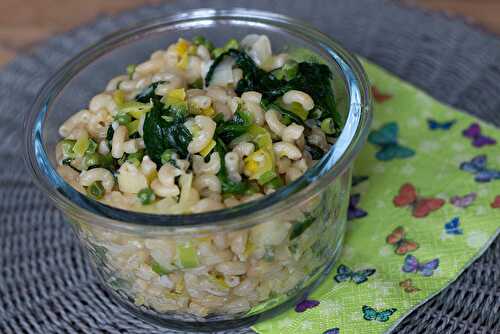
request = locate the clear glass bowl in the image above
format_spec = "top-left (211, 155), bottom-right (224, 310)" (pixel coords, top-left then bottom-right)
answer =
top-left (24, 9), bottom-right (372, 331)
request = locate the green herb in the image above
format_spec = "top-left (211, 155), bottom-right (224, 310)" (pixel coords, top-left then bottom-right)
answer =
top-left (214, 137), bottom-right (249, 195)
top-left (138, 187), bottom-right (155, 205)
top-left (135, 81), bottom-right (165, 103)
top-left (87, 181), bottom-right (105, 200)
top-left (143, 101), bottom-right (192, 165)
top-left (289, 214), bottom-right (315, 240)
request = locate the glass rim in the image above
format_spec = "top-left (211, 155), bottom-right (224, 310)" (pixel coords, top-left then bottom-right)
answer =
top-left (24, 8), bottom-right (372, 232)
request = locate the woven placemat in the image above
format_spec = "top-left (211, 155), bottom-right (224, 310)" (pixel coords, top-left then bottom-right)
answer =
top-left (1, 1), bottom-right (499, 333)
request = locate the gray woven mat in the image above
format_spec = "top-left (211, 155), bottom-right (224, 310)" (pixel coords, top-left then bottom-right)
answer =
top-left (1, 1), bottom-right (499, 333)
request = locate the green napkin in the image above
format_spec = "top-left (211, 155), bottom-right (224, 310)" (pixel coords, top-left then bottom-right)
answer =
top-left (252, 59), bottom-right (500, 334)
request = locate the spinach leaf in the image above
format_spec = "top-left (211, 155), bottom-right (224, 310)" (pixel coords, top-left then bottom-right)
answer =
top-left (135, 81), bottom-right (165, 103)
top-left (214, 137), bottom-right (249, 195)
top-left (205, 50), bottom-right (341, 129)
top-left (215, 109), bottom-right (253, 144)
top-left (143, 101), bottom-right (192, 165)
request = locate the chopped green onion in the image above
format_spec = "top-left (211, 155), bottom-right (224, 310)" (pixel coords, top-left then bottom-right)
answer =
top-left (212, 47), bottom-right (225, 58)
top-left (73, 132), bottom-right (90, 158)
top-left (273, 61), bottom-right (298, 80)
top-left (188, 78), bottom-right (204, 89)
top-left (137, 187), bottom-right (155, 205)
top-left (257, 170), bottom-right (278, 185)
top-left (87, 181), bottom-right (105, 200)
top-left (265, 176), bottom-right (284, 189)
top-left (224, 38), bottom-right (239, 51)
top-left (82, 152), bottom-right (101, 170)
top-left (176, 242), bottom-right (199, 269)
top-left (115, 112), bottom-right (132, 125)
top-left (119, 101), bottom-right (153, 119)
top-left (100, 153), bottom-right (115, 170)
top-left (127, 150), bottom-right (144, 167)
top-left (320, 118), bottom-right (336, 135)
top-left (310, 108), bottom-right (322, 119)
top-left (60, 139), bottom-right (76, 159)
top-left (161, 149), bottom-right (176, 165)
top-left (151, 259), bottom-right (170, 275)
top-left (126, 64), bottom-right (136, 79)
top-left (192, 35), bottom-right (206, 46)
top-left (117, 154), bottom-right (127, 166)
top-left (126, 119), bottom-right (140, 135)
top-left (86, 139), bottom-right (97, 154)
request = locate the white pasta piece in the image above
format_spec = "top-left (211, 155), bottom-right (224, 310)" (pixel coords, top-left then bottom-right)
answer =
top-left (224, 152), bottom-right (241, 182)
top-left (185, 56), bottom-right (203, 83)
top-left (138, 114), bottom-right (146, 137)
top-left (185, 115), bottom-right (216, 154)
top-left (140, 155), bottom-right (157, 178)
top-left (241, 91), bottom-right (262, 104)
top-left (215, 261), bottom-right (247, 276)
top-left (119, 77), bottom-right (152, 92)
top-left (206, 86), bottom-right (230, 104)
top-left (192, 152), bottom-right (221, 175)
top-left (308, 126), bottom-right (330, 151)
top-left (106, 75), bottom-right (128, 91)
top-left (240, 193), bottom-right (264, 203)
top-left (276, 157), bottom-right (292, 174)
top-left (57, 165), bottom-right (84, 192)
top-left (158, 163), bottom-right (183, 187)
top-left (282, 90), bottom-right (315, 111)
top-left (232, 142), bottom-right (255, 158)
top-left (79, 168), bottom-right (115, 192)
top-left (58, 109), bottom-right (91, 137)
top-left (189, 95), bottom-right (212, 109)
top-left (282, 123), bottom-right (304, 143)
top-left (296, 133), bottom-right (306, 151)
top-left (244, 101), bottom-right (265, 126)
top-left (89, 93), bottom-right (118, 115)
top-left (151, 178), bottom-right (179, 198)
top-left (229, 97), bottom-right (241, 114)
top-left (286, 166), bottom-right (303, 183)
top-left (293, 158), bottom-right (309, 173)
top-left (196, 45), bottom-right (211, 61)
top-left (123, 139), bottom-right (140, 154)
top-left (191, 198), bottom-right (224, 213)
top-left (224, 298), bottom-right (251, 314)
top-left (117, 162), bottom-right (148, 194)
top-left (213, 101), bottom-right (232, 121)
top-left (212, 233), bottom-right (228, 250)
top-left (232, 68), bottom-right (243, 84)
top-left (98, 140), bottom-right (110, 155)
top-left (135, 58), bottom-right (164, 75)
top-left (265, 109), bottom-right (286, 137)
top-left (223, 196), bottom-right (241, 208)
top-left (233, 277), bottom-right (257, 297)
top-left (273, 141), bottom-right (302, 160)
top-left (227, 230), bottom-right (248, 257)
top-left (155, 76), bottom-right (185, 96)
top-left (193, 174), bottom-right (221, 195)
top-left (111, 125), bottom-right (128, 159)
top-left (262, 53), bottom-right (289, 71)
top-left (242, 34), bottom-right (272, 66)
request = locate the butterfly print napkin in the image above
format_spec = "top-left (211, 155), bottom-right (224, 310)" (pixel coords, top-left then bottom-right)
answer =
top-left (253, 60), bottom-right (500, 334)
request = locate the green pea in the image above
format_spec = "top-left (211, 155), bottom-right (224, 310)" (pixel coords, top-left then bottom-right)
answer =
top-left (320, 118), bottom-right (336, 135)
top-left (161, 149), bottom-right (176, 165)
top-left (87, 181), bottom-right (105, 200)
top-left (115, 112), bottom-right (132, 125)
top-left (82, 152), bottom-right (101, 170)
top-left (138, 188), bottom-right (155, 205)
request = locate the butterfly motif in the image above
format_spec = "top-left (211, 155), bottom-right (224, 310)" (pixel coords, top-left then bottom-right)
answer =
top-left (459, 155), bottom-right (500, 183)
top-left (450, 192), bottom-right (477, 208)
top-left (393, 183), bottom-right (445, 218)
top-left (402, 255), bottom-right (439, 276)
top-left (295, 299), bottom-right (319, 312)
top-left (399, 279), bottom-right (421, 293)
top-left (334, 264), bottom-right (376, 284)
top-left (323, 328), bottom-right (340, 334)
top-left (368, 122), bottom-right (415, 161)
top-left (348, 194), bottom-right (367, 220)
top-left (362, 305), bottom-right (397, 322)
top-left (386, 226), bottom-right (419, 255)
top-left (371, 86), bottom-right (392, 103)
top-left (491, 195), bottom-right (500, 209)
top-left (444, 217), bottom-right (463, 235)
top-left (427, 119), bottom-right (456, 130)
top-left (462, 123), bottom-right (496, 148)
top-left (352, 175), bottom-right (369, 187)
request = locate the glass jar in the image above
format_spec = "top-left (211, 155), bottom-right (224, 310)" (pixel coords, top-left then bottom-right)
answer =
top-left (24, 9), bottom-right (372, 331)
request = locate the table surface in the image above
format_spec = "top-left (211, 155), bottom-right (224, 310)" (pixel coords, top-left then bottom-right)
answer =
top-left (0, 0), bottom-right (499, 67)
